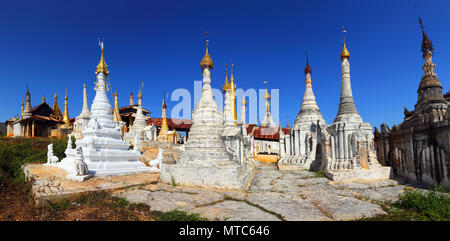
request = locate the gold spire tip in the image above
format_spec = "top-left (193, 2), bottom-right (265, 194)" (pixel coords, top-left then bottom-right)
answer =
top-left (340, 26), bottom-right (350, 60)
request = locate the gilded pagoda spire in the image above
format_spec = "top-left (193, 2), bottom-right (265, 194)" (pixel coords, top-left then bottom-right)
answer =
top-left (200, 31), bottom-right (214, 70)
top-left (157, 98), bottom-right (170, 142)
top-left (229, 60), bottom-right (237, 125)
top-left (95, 40), bottom-right (109, 76)
top-left (229, 60), bottom-right (236, 91)
top-left (113, 90), bottom-right (123, 123)
top-left (42, 92), bottom-right (46, 103)
top-left (62, 88), bottom-right (70, 127)
top-left (51, 92), bottom-right (63, 120)
top-left (340, 26), bottom-right (350, 60)
top-left (222, 63), bottom-right (230, 92)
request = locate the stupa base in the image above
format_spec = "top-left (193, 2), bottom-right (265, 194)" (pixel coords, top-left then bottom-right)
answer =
top-left (160, 162), bottom-right (255, 190)
top-left (278, 156), bottom-right (321, 171)
top-left (66, 174), bottom-right (93, 182)
top-left (325, 166), bottom-right (393, 181)
top-left (57, 158), bottom-right (158, 177)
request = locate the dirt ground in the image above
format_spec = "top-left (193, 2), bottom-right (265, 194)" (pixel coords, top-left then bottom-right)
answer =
top-left (0, 179), bottom-right (158, 221)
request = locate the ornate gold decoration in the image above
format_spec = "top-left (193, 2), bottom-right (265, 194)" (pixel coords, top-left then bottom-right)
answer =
top-left (62, 89), bottom-right (71, 127)
top-left (200, 31), bottom-right (214, 70)
top-left (222, 63), bottom-right (230, 92)
top-left (50, 92), bottom-right (63, 121)
top-left (95, 40), bottom-right (109, 76)
top-left (157, 99), bottom-right (171, 143)
top-left (230, 60), bottom-right (237, 125)
top-left (113, 90), bottom-right (123, 123)
top-left (340, 26), bottom-right (350, 60)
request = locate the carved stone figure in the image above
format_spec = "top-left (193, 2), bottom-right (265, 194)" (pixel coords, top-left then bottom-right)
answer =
top-left (74, 147), bottom-right (88, 176)
top-left (47, 143), bottom-right (59, 164)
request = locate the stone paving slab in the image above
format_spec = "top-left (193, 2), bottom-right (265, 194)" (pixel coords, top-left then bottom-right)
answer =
top-left (246, 192), bottom-right (332, 221)
top-left (113, 188), bottom-right (225, 213)
top-left (192, 200), bottom-right (281, 221)
top-left (308, 194), bottom-right (387, 220)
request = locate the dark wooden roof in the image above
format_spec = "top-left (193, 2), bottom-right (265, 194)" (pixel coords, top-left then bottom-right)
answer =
top-left (31, 102), bottom-right (53, 117)
top-left (119, 105), bottom-right (150, 115)
top-left (146, 118), bottom-right (192, 131)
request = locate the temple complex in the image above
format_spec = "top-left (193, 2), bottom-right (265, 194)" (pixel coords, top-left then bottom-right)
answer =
top-left (6, 87), bottom-right (65, 137)
top-left (57, 41), bottom-right (155, 176)
top-left (375, 19), bottom-right (450, 188)
top-left (320, 28), bottom-right (391, 181)
top-left (160, 33), bottom-right (254, 190)
top-left (279, 56), bottom-right (326, 170)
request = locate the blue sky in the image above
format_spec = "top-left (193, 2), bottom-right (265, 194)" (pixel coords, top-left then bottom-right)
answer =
top-left (1, 0), bottom-right (449, 129)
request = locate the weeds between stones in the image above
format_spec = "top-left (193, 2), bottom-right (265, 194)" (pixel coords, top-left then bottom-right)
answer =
top-left (358, 185), bottom-right (450, 221)
top-left (157, 209), bottom-right (207, 221)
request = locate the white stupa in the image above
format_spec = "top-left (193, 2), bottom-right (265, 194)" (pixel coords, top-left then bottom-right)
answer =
top-left (160, 34), bottom-right (253, 190)
top-left (58, 41), bottom-right (156, 176)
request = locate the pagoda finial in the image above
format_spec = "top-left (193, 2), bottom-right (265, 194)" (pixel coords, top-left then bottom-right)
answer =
top-left (222, 63), bottom-right (230, 92)
top-left (96, 39), bottom-right (110, 76)
top-left (340, 26), bottom-right (350, 60)
top-left (419, 17), bottom-right (434, 59)
top-left (113, 89), bottom-right (122, 123)
top-left (229, 60), bottom-right (236, 90)
top-left (200, 31), bottom-right (214, 70)
top-left (304, 51), bottom-right (312, 75)
top-left (263, 80), bottom-right (271, 113)
top-left (63, 87), bottom-right (70, 127)
top-left (263, 80), bottom-right (271, 100)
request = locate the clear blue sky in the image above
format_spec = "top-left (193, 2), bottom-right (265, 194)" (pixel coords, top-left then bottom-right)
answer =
top-left (1, 0), bottom-right (449, 129)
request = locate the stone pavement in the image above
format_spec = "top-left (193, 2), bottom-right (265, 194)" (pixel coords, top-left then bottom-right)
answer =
top-left (113, 165), bottom-right (410, 221)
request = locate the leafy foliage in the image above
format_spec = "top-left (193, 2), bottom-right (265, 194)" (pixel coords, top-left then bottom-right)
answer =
top-left (393, 185), bottom-right (450, 221)
top-left (0, 137), bottom-right (68, 183)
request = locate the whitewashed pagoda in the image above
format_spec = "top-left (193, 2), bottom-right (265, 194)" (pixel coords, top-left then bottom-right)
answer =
top-left (57, 41), bottom-right (156, 176)
top-left (72, 84), bottom-right (91, 139)
top-left (124, 83), bottom-right (148, 145)
top-left (160, 33), bottom-right (254, 190)
top-left (279, 56), bottom-right (326, 171)
top-left (320, 27), bottom-right (391, 181)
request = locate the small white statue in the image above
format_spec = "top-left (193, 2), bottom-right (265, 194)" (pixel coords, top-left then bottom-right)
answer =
top-left (74, 147), bottom-right (89, 176)
top-left (148, 148), bottom-right (164, 170)
top-left (47, 143), bottom-right (59, 164)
